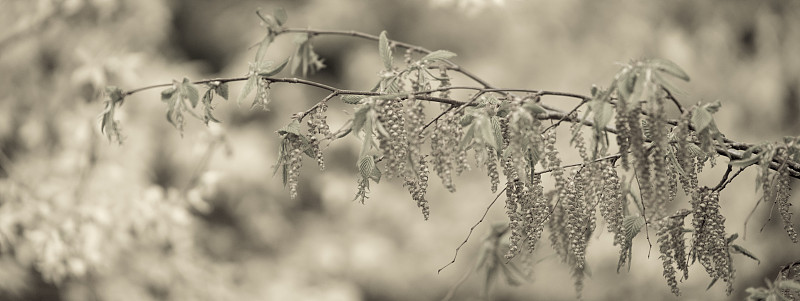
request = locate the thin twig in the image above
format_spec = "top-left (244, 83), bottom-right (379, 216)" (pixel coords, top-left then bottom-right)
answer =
top-left (712, 165), bottom-right (734, 191)
top-left (278, 27), bottom-right (496, 90)
top-left (421, 90), bottom-right (487, 132)
top-left (743, 196), bottom-right (763, 241)
top-left (716, 167), bottom-right (745, 192)
top-left (632, 168), bottom-right (654, 257)
top-left (541, 99), bottom-right (588, 134)
top-left (438, 187), bottom-right (507, 274)
top-left (759, 200), bottom-right (779, 233)
top-left (662, 88), bottom-right (684, 114)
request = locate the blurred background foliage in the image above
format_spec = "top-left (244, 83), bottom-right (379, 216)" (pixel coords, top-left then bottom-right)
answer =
top-left (0, 0), bottom-right (799, 300)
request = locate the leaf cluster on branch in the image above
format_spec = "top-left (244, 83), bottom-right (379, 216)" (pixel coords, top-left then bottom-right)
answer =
top-left (100, 8), bottom-right (800, 299)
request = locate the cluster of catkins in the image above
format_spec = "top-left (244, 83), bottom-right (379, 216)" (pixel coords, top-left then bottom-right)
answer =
top-left (430, 109), bottom-right (468, 193)
top-left (691, 188), bottom-right (735, 294)
top-left (656, 209), bottom-right (690, 296)
top-left (401, 96), bottom-right (431, 219)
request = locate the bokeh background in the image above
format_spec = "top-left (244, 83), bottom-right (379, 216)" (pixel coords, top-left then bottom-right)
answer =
top-left (1, 0), bottom-right (799, 300)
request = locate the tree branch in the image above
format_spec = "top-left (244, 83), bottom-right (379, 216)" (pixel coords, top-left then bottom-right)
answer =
top-left (114, 26), bottom-right (800, 183)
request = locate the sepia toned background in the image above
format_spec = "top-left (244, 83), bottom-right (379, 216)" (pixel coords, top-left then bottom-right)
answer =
top-left (1, 0), bottom-right (799, 300)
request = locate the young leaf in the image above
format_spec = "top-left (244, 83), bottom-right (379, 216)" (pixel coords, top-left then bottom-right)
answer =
top-left (290, 42), bottom-right (305, 75)
top-left (652, 71), bottom-right (685, 96)
top-left (649, 58), bottom-right (690, 82)
top-left (667, 150), bottom-right (687, 176)
top-left (703, 100), bottom-right (722, 114)
top-left (201, 89), bottom-right (220, 125)
top-left (522, 102), bottom-right (546, 115)
top-left (477, 118), bottom-right (498, 150)
top-left (257, 9), bottom-right (278, 28)
top-left (490, 117), bottom-right (503, 153)
top-left (358, 155), bottom-right (375, 179)
top-left (592, 100), bottom-right (614, 128)
top-left (351, 105), bottom-right (371, 135)
top-left (623, 215), bottom-right (645, 242)
top-left (730, 244), bottom-right (760, 264)
top-left (359, 111), bottom-right (374, 158)
top-left (691, 106), bottom-right (713, 132)
top-left (379, 31), bottom-right (392, 70)
top-left (164, 90), bottom-right (181, 130)
top-left (277, 120), bottom-right (301, 136)
top-left (161, 86), bottom-right (176, 103)
top-left (106, 85), bottom-right (124, 105)
top-left (237, 75), bottom-right (257, 106)
top-left (273, 7), bottom-right (287, 26)
top-left (706, 277), bottom-right (720, 291)
top-left (290, 37), bottom-right (325, 76)
top-left (216, 82), bottom-right (229, 100)
top-left (421, 50), bottom-right (457, 62)
top-left (341, 95), bottom-right (365, 104)
top-left (460, 124), bottom-right (475, 150)
top-left (629, 69), bottom-right (653, 103)
top-left (370, 165), bottom-right (382, 183)
top-left (376, 120), bottom-right (390, 138)
top-left (100, 86), bottom-right (124, 143)
top-left (460, 114), bottom-right (475, 127)
top-left (685, 143), bottom-right (707, 158)
top-left (273, 141), bottom-right (287, 176)
top-left (258, 58), bottom-right (289, 77)
top-left (615, 67), bottom-right (635, 103)
top-left (182, 78), bottom-right (200, 108)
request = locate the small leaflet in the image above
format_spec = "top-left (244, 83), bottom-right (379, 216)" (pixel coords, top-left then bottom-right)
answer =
top-left (237, 75), bottom-right (257, 106)
top-left (181, 78), bottom-right (199, 108)
top-left (379, 31), bottom-right (392, 70)
top-left (649, 58), bottom-right (690, 82)
top-left (273, 7), bottom-right (287, 26)
top-left (341, 95), bottom-right (365, 104)
top-left (258, 58), bottom-right (289, 77)
top-left (691, 106), bottom-right (713, 132)
top-left (420, 50), bottom-right (457, 62)
top-left (358, 155), bottom-right (375, 179)
top-left (216, 82), bottom-right (229, 100)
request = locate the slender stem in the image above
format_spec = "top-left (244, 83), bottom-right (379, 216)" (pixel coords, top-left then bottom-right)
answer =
top-left (438, 187), bottom-right (507, 274)
top-left (712, 165), bottom-right (734, 192)
top-left (663, 87), bottom-right (684, 114)
top-left (717, 167), bottom-right (745, 192)
top-left (279, 28), bottom-right (431, 54)
top-left (541, 99), bottom-right (588, 134)
top-left (279, 27), bottom-right (496, 90)
top-left (632, 168), bottom-right (654, 255)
